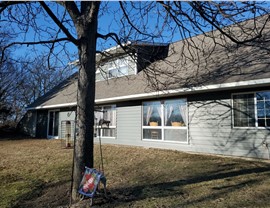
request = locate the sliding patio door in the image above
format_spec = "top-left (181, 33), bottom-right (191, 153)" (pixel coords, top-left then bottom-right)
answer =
top-left (48, 110), bottom-right (59, 139)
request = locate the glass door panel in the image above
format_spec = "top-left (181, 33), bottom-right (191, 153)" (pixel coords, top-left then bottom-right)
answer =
top-left (48, 111), bottom-right (59, 138)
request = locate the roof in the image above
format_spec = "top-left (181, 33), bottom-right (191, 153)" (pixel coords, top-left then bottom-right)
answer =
top-left (27, 73), bottom-right (77, 109)
top-left (27, 15), bottom-right (270, 110)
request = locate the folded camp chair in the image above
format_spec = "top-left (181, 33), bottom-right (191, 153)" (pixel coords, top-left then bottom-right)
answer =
top-left (78, 167), bottom-right (107, 206)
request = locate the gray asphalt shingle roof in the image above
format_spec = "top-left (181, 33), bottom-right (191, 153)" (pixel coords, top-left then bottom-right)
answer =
top-left (28, 15), bottom-right (270, 109)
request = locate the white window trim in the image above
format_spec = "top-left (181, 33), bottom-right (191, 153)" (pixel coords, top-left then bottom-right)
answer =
top-left (95, 105), bottom-right (116, 139)
top-left (142, 98), bottom-right (189, 144)
top-left (232, 90), bottom-right (270, 129)
top-left (47, 109), bottom-right (60, 139)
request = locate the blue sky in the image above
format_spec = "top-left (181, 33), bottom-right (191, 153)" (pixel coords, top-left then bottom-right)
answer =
top-left (6, 1), bottom-right (183, 66)
top-left (3, 1), bottom-right (264, 68)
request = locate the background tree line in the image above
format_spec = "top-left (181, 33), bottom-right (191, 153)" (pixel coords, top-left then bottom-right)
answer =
top-left (0, 28), bottom-right (72, 127)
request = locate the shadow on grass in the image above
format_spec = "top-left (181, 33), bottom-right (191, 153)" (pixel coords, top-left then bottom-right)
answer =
top-left (12, 180), bottom-right (71, 208)
top-left (11, 165), bottom-right (270, 208)
top-left (0, 130), bottom-right (36, 141)
top-left (102, 166), bottom-right (270, 207)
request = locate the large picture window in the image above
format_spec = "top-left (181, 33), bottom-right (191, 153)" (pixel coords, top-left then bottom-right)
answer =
top-left (142, 99), bottom-right (188, 142)
top-left (94, 105), bottom-right (116, 138)
top-left (233, 91), bottom-right (270, 127)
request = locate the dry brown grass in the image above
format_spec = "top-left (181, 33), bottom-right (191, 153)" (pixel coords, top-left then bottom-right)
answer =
top-left (0, 139), bottom-right (72, 208)
top-left (1, 138), bottom-right (270, 208)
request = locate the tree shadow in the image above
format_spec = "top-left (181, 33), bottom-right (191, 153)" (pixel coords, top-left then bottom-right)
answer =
top-left (100, 166), bottom-right (270, 207)
top-left (13, 180), bottom-right (71, 208)
top-left (0, 128), bottom-right (34, 141)
top-left (188, 91), bottom-right (270, 160)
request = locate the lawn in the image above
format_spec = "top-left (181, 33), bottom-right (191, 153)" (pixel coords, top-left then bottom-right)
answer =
top-left (1, 138), bottom-right (270, 208)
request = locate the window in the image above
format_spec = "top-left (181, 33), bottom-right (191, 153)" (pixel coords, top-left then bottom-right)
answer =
top-left (96, 56), bottom-right (134, 82)
top-left (94, 105), bottom-right (116, 138)
top-left (233, 91), bottom-right (270, 127)
top-left (108, 66), bottom-right (128, 78)
top-left (142, 99), bottom-right (187, 142)
top-left (233, 93), bottom-right (255, 127)
top-left (257, 92), bottom-right (270, 127)
top-left (96, 71), bottom-right (105, 81)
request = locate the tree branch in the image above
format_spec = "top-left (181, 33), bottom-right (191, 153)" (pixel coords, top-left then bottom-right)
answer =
top-left (0, 1), bottom-right (25, 14)
top-left (189, 2), bottom-right (268, 44)
top-left (119, 1), bottom-right (153, 37)
top-left (97, 32), bottom-right (122, 45)
top-left (1, 38), bottom-right (70, 62)
top-left (97, 32), bottom-right (138, 64)
top-left (57, 1), bottom-right (80, 22)
top-left (39, 1), bottom-right (78, 45)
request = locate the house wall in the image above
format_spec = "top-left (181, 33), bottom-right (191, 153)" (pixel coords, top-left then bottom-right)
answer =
top-left (188, 91), bottom-right (270, 159)
top-left (59, 109), bottom-right (76, 124)
top-left (25, 89), bottom-right (270, 159)
top-left (59, 109), bottom-right (76, 139)
top-left (116, 103), bottom-right (142, 145)
top-left (22, 108), bottom-right (76, 139)
top-left (17, 110), bottom-right (37, 137)
top-left (99, 89), bottom-right (270, 159)
top-left (36, 110), bottom-right (48, 138)
top-left (98, 99), bottom-right (194, 151)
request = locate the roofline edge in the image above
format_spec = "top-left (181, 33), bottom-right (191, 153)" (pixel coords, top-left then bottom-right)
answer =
top-left (26, 78), bottom-right (270, 110)
top-left (26, 102), bottom-right (77, 110)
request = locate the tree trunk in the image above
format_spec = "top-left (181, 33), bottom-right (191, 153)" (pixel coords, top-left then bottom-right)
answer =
top-left (71, 3), bottom-right (99, 201)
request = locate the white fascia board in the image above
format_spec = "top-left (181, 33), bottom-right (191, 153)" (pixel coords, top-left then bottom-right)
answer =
top-left (26, 102), bottom-right (77, 110)
top-left (27, 78), bottom-right (270, 109)
top-left (95, 78), bottom-right (270, 104)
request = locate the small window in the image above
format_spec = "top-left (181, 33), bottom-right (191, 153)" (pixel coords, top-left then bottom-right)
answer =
top-left (108, 66), bottom-right (128, 78)
top-left (233, 91), bottom-right (270, 128)
top-left (233, 93), bottom-right (255, 127)
top-left (94, 105), bottom-right (116, 138)
top-left (256, 92), bottom-right (270, 127)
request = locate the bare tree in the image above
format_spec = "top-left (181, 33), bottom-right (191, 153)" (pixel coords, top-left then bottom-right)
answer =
top-left (0, 28), bottom-right (19, 124)
top-left (0, 26), bottom-right (72, 124)
top-left (1, 1), bottom-right (270, 202)
top-left (18, 56), bottom-right (72, 105)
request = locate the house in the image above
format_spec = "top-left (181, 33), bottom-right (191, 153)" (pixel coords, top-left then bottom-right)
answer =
top-left (19, 16), bottom-right (270, 159)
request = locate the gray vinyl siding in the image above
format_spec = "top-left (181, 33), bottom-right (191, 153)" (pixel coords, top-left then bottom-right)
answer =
top-left (24, 88), bottom-right (270, 159)
top-left (188, 92), bottom-right (270, 159)
top-left (105, 91), bottom-right (270, 159)
top-left (116, 105), bottom-right (142, 145)
top-left (189, 98), bottom-right (234, 154)
top-left (94, 104), bottom-right (142, 145)
top-left (59, 110), bottom-right (76, 123)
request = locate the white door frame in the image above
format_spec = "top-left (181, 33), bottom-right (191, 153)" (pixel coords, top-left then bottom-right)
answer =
top-left (47, 109), bottom-right (60, 139)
